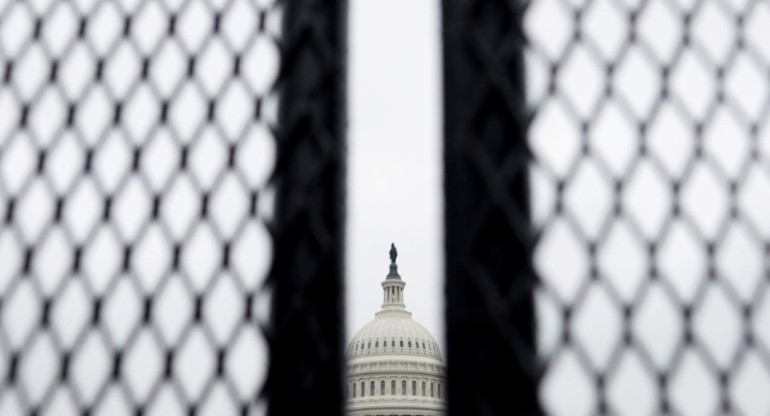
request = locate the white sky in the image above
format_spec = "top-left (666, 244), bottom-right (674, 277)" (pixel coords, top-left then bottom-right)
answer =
top-left (346, 0), bottom-right (444, 346)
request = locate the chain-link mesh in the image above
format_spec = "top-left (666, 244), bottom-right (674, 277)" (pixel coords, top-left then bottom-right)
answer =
top-left (445, 0), bottom-right (770, 414)
top-left (0, 0), bottom-right (346, 414)
top-left (527, 0), bottom-right (770, 414)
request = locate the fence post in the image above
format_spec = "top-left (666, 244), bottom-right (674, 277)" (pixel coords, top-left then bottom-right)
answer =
top-left (266, 0), bottom-right (347, 414)
top-left (442, 0), bottom-right (542, 414)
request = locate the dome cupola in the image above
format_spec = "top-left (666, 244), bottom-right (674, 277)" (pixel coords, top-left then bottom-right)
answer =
top-left (380, 243), bottom-right (408, 312)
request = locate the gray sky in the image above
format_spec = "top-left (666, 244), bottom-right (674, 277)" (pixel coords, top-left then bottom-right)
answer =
top-left (346, 0), bottom-right (444, 346)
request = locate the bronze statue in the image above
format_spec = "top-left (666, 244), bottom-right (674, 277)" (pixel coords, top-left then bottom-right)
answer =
top-left (390, 243), bottom-right (397, 263)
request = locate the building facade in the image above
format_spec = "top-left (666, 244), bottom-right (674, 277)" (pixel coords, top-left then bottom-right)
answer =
top-left (346, 244), bottom-right (446, 416)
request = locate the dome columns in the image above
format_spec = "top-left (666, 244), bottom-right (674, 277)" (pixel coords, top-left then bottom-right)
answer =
top-left (382, 279), bottom-right (406, 310)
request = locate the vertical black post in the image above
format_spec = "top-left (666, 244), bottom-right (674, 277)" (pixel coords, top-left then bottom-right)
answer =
top-left (266, 0), bottom-right (347, 414)
top-left (442, 0), bottom-right (541, 414)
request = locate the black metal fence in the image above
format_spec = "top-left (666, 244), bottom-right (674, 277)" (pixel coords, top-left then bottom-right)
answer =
top-left (2, 0), bottom-right (770, 414)
top-left (444, 0), bottom-right (770, 414)
top-left (0, 0), bottom-right (345, 414)
top-left (443, 0), bottom-right (540, 413)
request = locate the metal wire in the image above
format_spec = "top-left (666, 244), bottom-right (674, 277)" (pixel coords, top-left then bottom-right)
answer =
top-left (444, 0), bottom-right (770, 414)
top-left (0, 0), bottom-right (346, 414)
top-left (525, 0), bottom-right (770, 414)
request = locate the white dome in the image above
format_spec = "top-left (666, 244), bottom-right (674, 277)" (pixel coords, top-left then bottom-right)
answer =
top-left (346, 245), bottom-right (445, 416)
top-left (347, 310), bottom-right (443, 361)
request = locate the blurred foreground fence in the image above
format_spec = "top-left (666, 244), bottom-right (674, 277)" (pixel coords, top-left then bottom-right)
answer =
top-left (444, 0), bottom-right (770, 415)
top-left (0, 0), bottom-right (345, 414)
top-left (3, 0), bottom-right (770, 414)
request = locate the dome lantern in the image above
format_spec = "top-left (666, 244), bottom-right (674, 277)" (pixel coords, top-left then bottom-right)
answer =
top-left (381, 243), bottom-right (406, 311)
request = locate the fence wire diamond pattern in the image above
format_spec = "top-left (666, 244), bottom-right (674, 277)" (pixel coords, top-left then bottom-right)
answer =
top-left (0, 0), bottom-right (280, 414)
top-left (526, 0), bottom-right (770, 414)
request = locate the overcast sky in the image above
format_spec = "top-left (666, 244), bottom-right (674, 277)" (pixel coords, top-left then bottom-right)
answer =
top-left (346, 0), bottom-right (444, 346)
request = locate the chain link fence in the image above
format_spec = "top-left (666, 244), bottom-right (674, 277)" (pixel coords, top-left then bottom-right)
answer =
top-left (0, 0), bottom-right (346, 414)
top-left (3, 0), bottom-right (770, 414)
top-left (445, 0), bottom-right (770, 414)
top-left (526, 0), bottom-right (770, 412)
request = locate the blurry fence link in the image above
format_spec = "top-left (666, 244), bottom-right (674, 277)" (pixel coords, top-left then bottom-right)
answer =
top-left (0, 0), bottom-right (346, 414)
top-left (444, 0), bottom-right (770, 414)
top-left (525, 0), bottom-right (770, 415)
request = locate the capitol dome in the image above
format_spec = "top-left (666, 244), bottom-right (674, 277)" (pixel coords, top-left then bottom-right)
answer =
top-left (346, 244), bottom-right (445, 416)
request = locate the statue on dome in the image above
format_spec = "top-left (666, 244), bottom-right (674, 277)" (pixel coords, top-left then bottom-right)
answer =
top-left (390, 243), bottom-right (398, 263)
